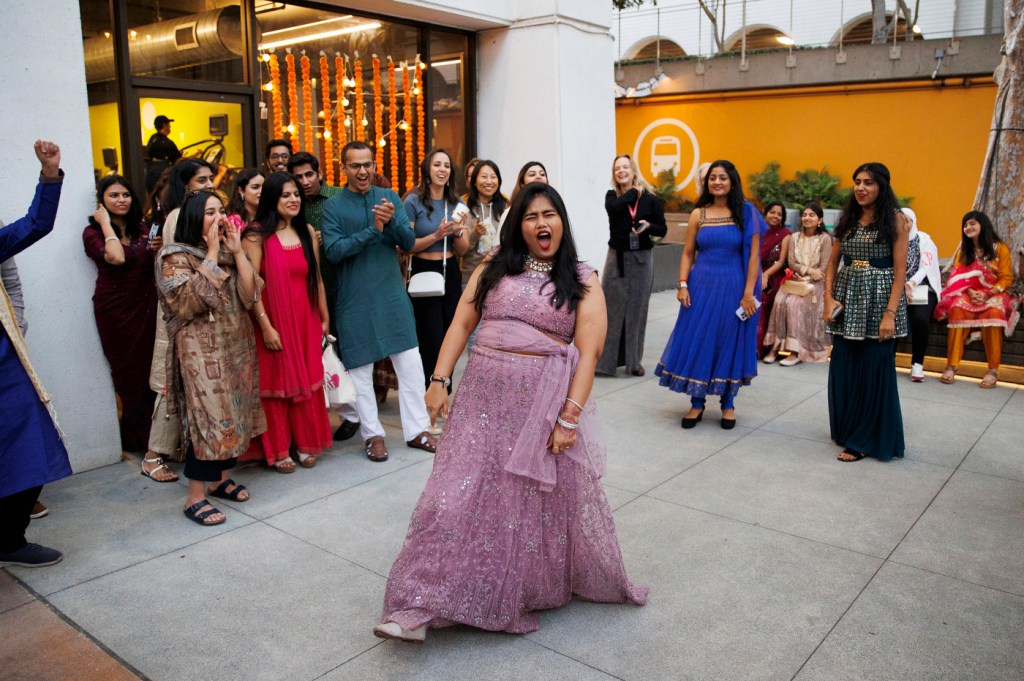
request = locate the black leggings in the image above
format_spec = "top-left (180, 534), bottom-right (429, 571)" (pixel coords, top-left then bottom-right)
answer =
top-left (0, 485), bottom-right (42, 551)
top-left (183, 443), bottom-right (237, 482)
top-left (907, 289), bottom-right (938, 365)
top-left (409, 256), bottom-right (461, 388)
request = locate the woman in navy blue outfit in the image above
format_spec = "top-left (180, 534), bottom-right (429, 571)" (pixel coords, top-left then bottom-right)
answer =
top-left (0, 140), bottom-right (71, 568)
top-left (655, 160), bottom-right (765, 429)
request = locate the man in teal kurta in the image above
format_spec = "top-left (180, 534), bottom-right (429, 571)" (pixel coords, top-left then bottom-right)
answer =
top-left (288, 151), bottom-right (360, 441)
top-left (322, 142), bottom-right (436, 461)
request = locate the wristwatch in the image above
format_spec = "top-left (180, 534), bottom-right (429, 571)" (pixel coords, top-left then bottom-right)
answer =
top-left (677, 280), bottom-right (688, 290)
top-left (430, 374), bottom-right (451, 388)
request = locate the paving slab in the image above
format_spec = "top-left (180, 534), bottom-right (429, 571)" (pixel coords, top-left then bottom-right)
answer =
top-left (529, 496), bottom-right (882, 681)
top-left (46, 523), bottom-right (385, 681)
top-left (1001, 387), bottom-right (1024, 414)
top-left (602, 483), bottom-right (641, 511)
top-left (0, 599), bottom-right (142, 681)
top-left (323, 629), bottom-right (619, 681)
top-left (890, 371), bottom-right (1014, 412)
top-left (0, 571), bottom-right (35, 614)
top-left (890, 470), bottom-right (1024, 595)
top-left (265, 459), bottom-right (433, 577)
top-left (897, 395), bottom-right (996, 468)
top-left (8, 462), bottom-right (256, 597)
top-left (760, 388), bottom-right (834, 447)
top-left (647, 430), bottom-right (952, 558)
top-left (959, 410), bottom-right (1024, 482)
top-left (794, 562), bottom-right (1024, 681)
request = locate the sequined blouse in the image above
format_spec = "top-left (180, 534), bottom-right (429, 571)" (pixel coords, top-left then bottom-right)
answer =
top-left (481, 264), bottom-right (596, 344)
top-left (827, 224), bottom-right (908, 340)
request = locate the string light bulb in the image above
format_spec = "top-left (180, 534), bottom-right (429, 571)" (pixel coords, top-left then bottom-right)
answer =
top-left (379, 138), bottom-right (386, 147)
top-left (264, 83), bottom-right (274, 91)
top-left (287, 123), bottom-right (295, 133)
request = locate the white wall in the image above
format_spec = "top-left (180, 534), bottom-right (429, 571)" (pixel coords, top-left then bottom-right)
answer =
top-left (477, 0), bottom-right (616, 272)
top-left (0, 1), bottom-right (122, 472)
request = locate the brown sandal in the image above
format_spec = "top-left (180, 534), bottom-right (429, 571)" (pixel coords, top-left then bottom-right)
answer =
top-left (980, 370), bottom-right (998, 389)
top-left (939, 366), bottom-right (957, 384)
top-left (365, 436), bottom-right (389, 462)
top-left (406, 431), bottom-right (437, 453)
top-left (274, 458), bottom-right (296, 473)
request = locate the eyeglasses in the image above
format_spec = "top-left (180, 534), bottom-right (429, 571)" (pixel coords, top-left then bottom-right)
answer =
top-left (345, 162), bottom-right (374, 171)
top-left (269, 153), bottom-right (290, 161)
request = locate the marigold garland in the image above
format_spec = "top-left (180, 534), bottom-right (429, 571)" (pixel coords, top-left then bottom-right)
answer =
top-left (285, 50), bottom-right (299, 147)
top-left (372, 55), bottom-right (384, 170)
top-left (415, 59), bottom-right (426, 185)
top-left (268, 53), bottom-right (283, 140)
top-left (335, 55), bottom-right (347, 150)
top-left (301, 53), bottom-right (314, 154)
top-left (402, 61), bottom-right (413, 193)
top-left (353, 56), bottom-right (365, 142)
top-left (319, 53), bottom-right (334, 185)
top-left (387, 57), bottom-right (399, 191)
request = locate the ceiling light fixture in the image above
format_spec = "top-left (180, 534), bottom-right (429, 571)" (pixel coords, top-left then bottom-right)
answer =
top-left (258, 22), bottom-right (381, 50)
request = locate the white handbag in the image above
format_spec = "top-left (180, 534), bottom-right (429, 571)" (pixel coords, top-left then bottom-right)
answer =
top-left (322, 335), bottom-right (356, 407)
top-left (407, 234), bottom-right (447, 298)
top-left (907, 283), bottom-right (929, 306)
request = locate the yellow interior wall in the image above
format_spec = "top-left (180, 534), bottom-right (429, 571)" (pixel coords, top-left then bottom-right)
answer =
top-left (88, 102), bottom-right (122, 175)
top-left (616, 80), bottom-right (998, 256)
top-left (139, 97), bottom-right (245, 168)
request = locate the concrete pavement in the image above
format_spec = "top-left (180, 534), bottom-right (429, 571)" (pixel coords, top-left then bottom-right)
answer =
top-left (3, 290), bottom-right (1022, 680)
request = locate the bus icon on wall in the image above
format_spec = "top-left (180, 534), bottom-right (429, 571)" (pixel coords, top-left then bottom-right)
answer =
top-left (651, 136), bottom-right (681, 177)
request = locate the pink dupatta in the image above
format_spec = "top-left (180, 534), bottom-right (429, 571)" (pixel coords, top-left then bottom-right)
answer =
top-left (474, 318), bottom-right (606, 492)
top-left (935, 258), bottom-right (1018, 335)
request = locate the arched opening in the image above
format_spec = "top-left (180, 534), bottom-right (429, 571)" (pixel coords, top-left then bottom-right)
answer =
top-left (832, 12), bottom-right (917, 46)
top-left (723, 25), bottom-right (791, 52)
top-left (623, 36), bottom-right (686, 61)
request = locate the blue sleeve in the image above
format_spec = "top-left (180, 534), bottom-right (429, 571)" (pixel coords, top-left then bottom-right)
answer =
top-left (383, 191), bottom-right (415, 251)
top-left (322, 194), bottom-right (379, 264)
top-left (0, 176), bottom-right (63, 261)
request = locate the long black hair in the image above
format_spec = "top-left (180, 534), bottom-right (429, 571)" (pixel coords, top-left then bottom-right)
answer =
top-left (175, 190), bottom-right (222, 249)
top-left (227, 168), bottom-right (264, 221)
top-left (510, 161), bottom-right (547, 203)
top-left (162, 159), bottom-right (215, 214)
top-left (473, 182), bottom-right (588, 313)
top-left (695, 159), bottom-right (745, 230)
top-left (249, 172), bottom-right (319, 307)
top-left (958, 210), bottom-right (1001, 266)
top-left (91, 175), bottom-right (145, 240)
top-left (415, 148), bottom-right (460, 217)
top-left (762, 201), bottom-right (786, 228)
top-left (801, 203), bottom-right (827, 235)
top-left (834, 162), bottom-right (898, 244)
top-left (466, 160), bottom-right (508, 219)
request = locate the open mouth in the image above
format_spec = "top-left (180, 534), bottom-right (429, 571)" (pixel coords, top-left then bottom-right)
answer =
top-left (536, 229), bottom-right (552, 251)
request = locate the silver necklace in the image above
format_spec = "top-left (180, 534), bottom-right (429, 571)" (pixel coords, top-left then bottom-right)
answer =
top-left (524, 255), bottom-right (554, 272)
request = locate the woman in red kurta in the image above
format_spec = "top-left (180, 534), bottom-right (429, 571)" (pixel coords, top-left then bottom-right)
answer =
top-left (241, 172), bottom-right (332, 472)
top-left (82, 175), bottom-right (159, 456)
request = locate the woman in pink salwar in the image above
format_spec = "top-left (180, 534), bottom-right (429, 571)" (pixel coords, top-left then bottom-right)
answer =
top-left (374, 183), bottom-right (647, 644)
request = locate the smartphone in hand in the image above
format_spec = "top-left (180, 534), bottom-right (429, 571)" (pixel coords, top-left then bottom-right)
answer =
top-left (735, 299), bottom-right (761, 321)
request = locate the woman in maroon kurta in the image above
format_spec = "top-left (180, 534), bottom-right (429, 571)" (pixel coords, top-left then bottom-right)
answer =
top-left (757, 202), bottom-right (790, 360)
top-left (83, 175), bottom-right (158, 454)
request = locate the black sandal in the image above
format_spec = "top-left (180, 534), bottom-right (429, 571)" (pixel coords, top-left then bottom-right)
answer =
top-left (681, 408), bottom-right (705, 429)
top-left (183, 500), bottom-right (225, 526)
top-left (837, 447), bottom-right (865, 462)
top-left (207, 479), bottom-right (249, 502)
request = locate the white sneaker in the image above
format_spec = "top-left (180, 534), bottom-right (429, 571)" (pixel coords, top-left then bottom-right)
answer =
top-left (910, 363), bottom-right (925, 382)
top-left (373, 621), bottom-right (426, 644)
top-left (779, 355), bottom-right (801, 367)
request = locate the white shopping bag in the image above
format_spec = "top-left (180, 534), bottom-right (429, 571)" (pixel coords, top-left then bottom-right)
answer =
top-left (323, 335), bottom-right (356, 407)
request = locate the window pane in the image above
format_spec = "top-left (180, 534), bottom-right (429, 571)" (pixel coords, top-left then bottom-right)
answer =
top-left (428, 30), bottom-right (468, 191)
top-left (126, 0), bottom-right (246, 84)
top-left (80, 0), bottom-right (123, 182)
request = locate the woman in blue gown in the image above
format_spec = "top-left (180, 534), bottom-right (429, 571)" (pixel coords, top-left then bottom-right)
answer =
top-left (655, 160), bottom-right (765, 429)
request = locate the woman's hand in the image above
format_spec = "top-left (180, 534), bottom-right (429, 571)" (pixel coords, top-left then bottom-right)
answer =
top-left (203, 218), bottom-right (220, 255)
top-left (968, 289), bottom-right (987, 305)
top-left (425, 382), bottom-right (449, 425)
top-left (433, 219), bottom-right (455, 243)
top-left (808, 268), bottom-right (823, 282)
top-left (761, 272), bottom-right (770, 289)
top-left (262, 326), bottom-right (283, 351)
top-left (546, 422), bottom-right (577, 455)
top-left (321, 318), bottom-right (330, 336)
top-left (149, 235), bottom-right (163, 251)
top-left (93, 205), bottom-right (111, 226)
top-left (223, 220), bottom-right (243, 255)
top-left (632, 219), bottom-right (650, 235)
top-left (905, 281), bottom-right (916, 297)
top-left (740, 294), bottom-right (758, 318)
top-left (474, 219), bottom-right (488, 236)
top-left (823, 296), bottom-right (838, 323)
top-left (677, 287), bottom-right (691, 307)
top-left (878, 313), bottom-right (896, 341)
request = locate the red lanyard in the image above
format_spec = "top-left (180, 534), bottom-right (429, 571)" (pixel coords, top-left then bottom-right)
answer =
top-left (627, 194), bottom-right (641, 223)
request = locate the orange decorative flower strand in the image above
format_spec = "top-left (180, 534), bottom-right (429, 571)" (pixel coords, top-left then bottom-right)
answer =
top-left (285, 50), bottom-right (299, 147)
top-left (319, 53), bottom-right (334, 185)
top-left (372, 55), bottom-right (384, 170)
top-left (335, 54), bottom-right (347, 154)
top-left (415, 59), bottom-right (426, 185)
top-left (268, 53), bottom-right (283, 140)
top-left (301, 53), bottom-right (314, 154)
top-left (387, 57), bottom-right (399, 191)
top-left (354, 56), bottom-right (365, 142)
top-left (402, 61), bottom-right (413, 193)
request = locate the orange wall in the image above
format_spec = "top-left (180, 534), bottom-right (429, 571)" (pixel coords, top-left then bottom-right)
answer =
top-left (615, 79), bottom-right (997, 256)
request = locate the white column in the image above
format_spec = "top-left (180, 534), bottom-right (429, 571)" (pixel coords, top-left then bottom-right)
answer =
top-left (476, 1), bottom-right (616, 272)
top-left (0, 0), bottom-right (123, 471)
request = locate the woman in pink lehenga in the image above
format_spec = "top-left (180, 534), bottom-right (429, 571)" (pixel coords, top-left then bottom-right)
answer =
top-left (375, 182), bottom-right (648, 643)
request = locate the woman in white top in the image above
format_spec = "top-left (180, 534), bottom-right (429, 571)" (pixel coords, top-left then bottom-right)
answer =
top-left (902, 208), bottom-right (941, 382)
top-left (460, 160), bottom-right (507, 285)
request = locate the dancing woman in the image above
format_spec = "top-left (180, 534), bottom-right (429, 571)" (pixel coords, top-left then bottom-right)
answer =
top-left (655, 160), bottom-right (765, 429)
top-left (823, 162), bottom-right (908, 462)
top-left (375, 182), bottom-right (647, 643)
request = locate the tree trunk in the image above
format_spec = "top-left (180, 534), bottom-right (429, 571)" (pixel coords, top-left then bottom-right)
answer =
top-left (871, 0), bottom-right (890, 44)
top-left (974, 0), bottom-right (1023, 257)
